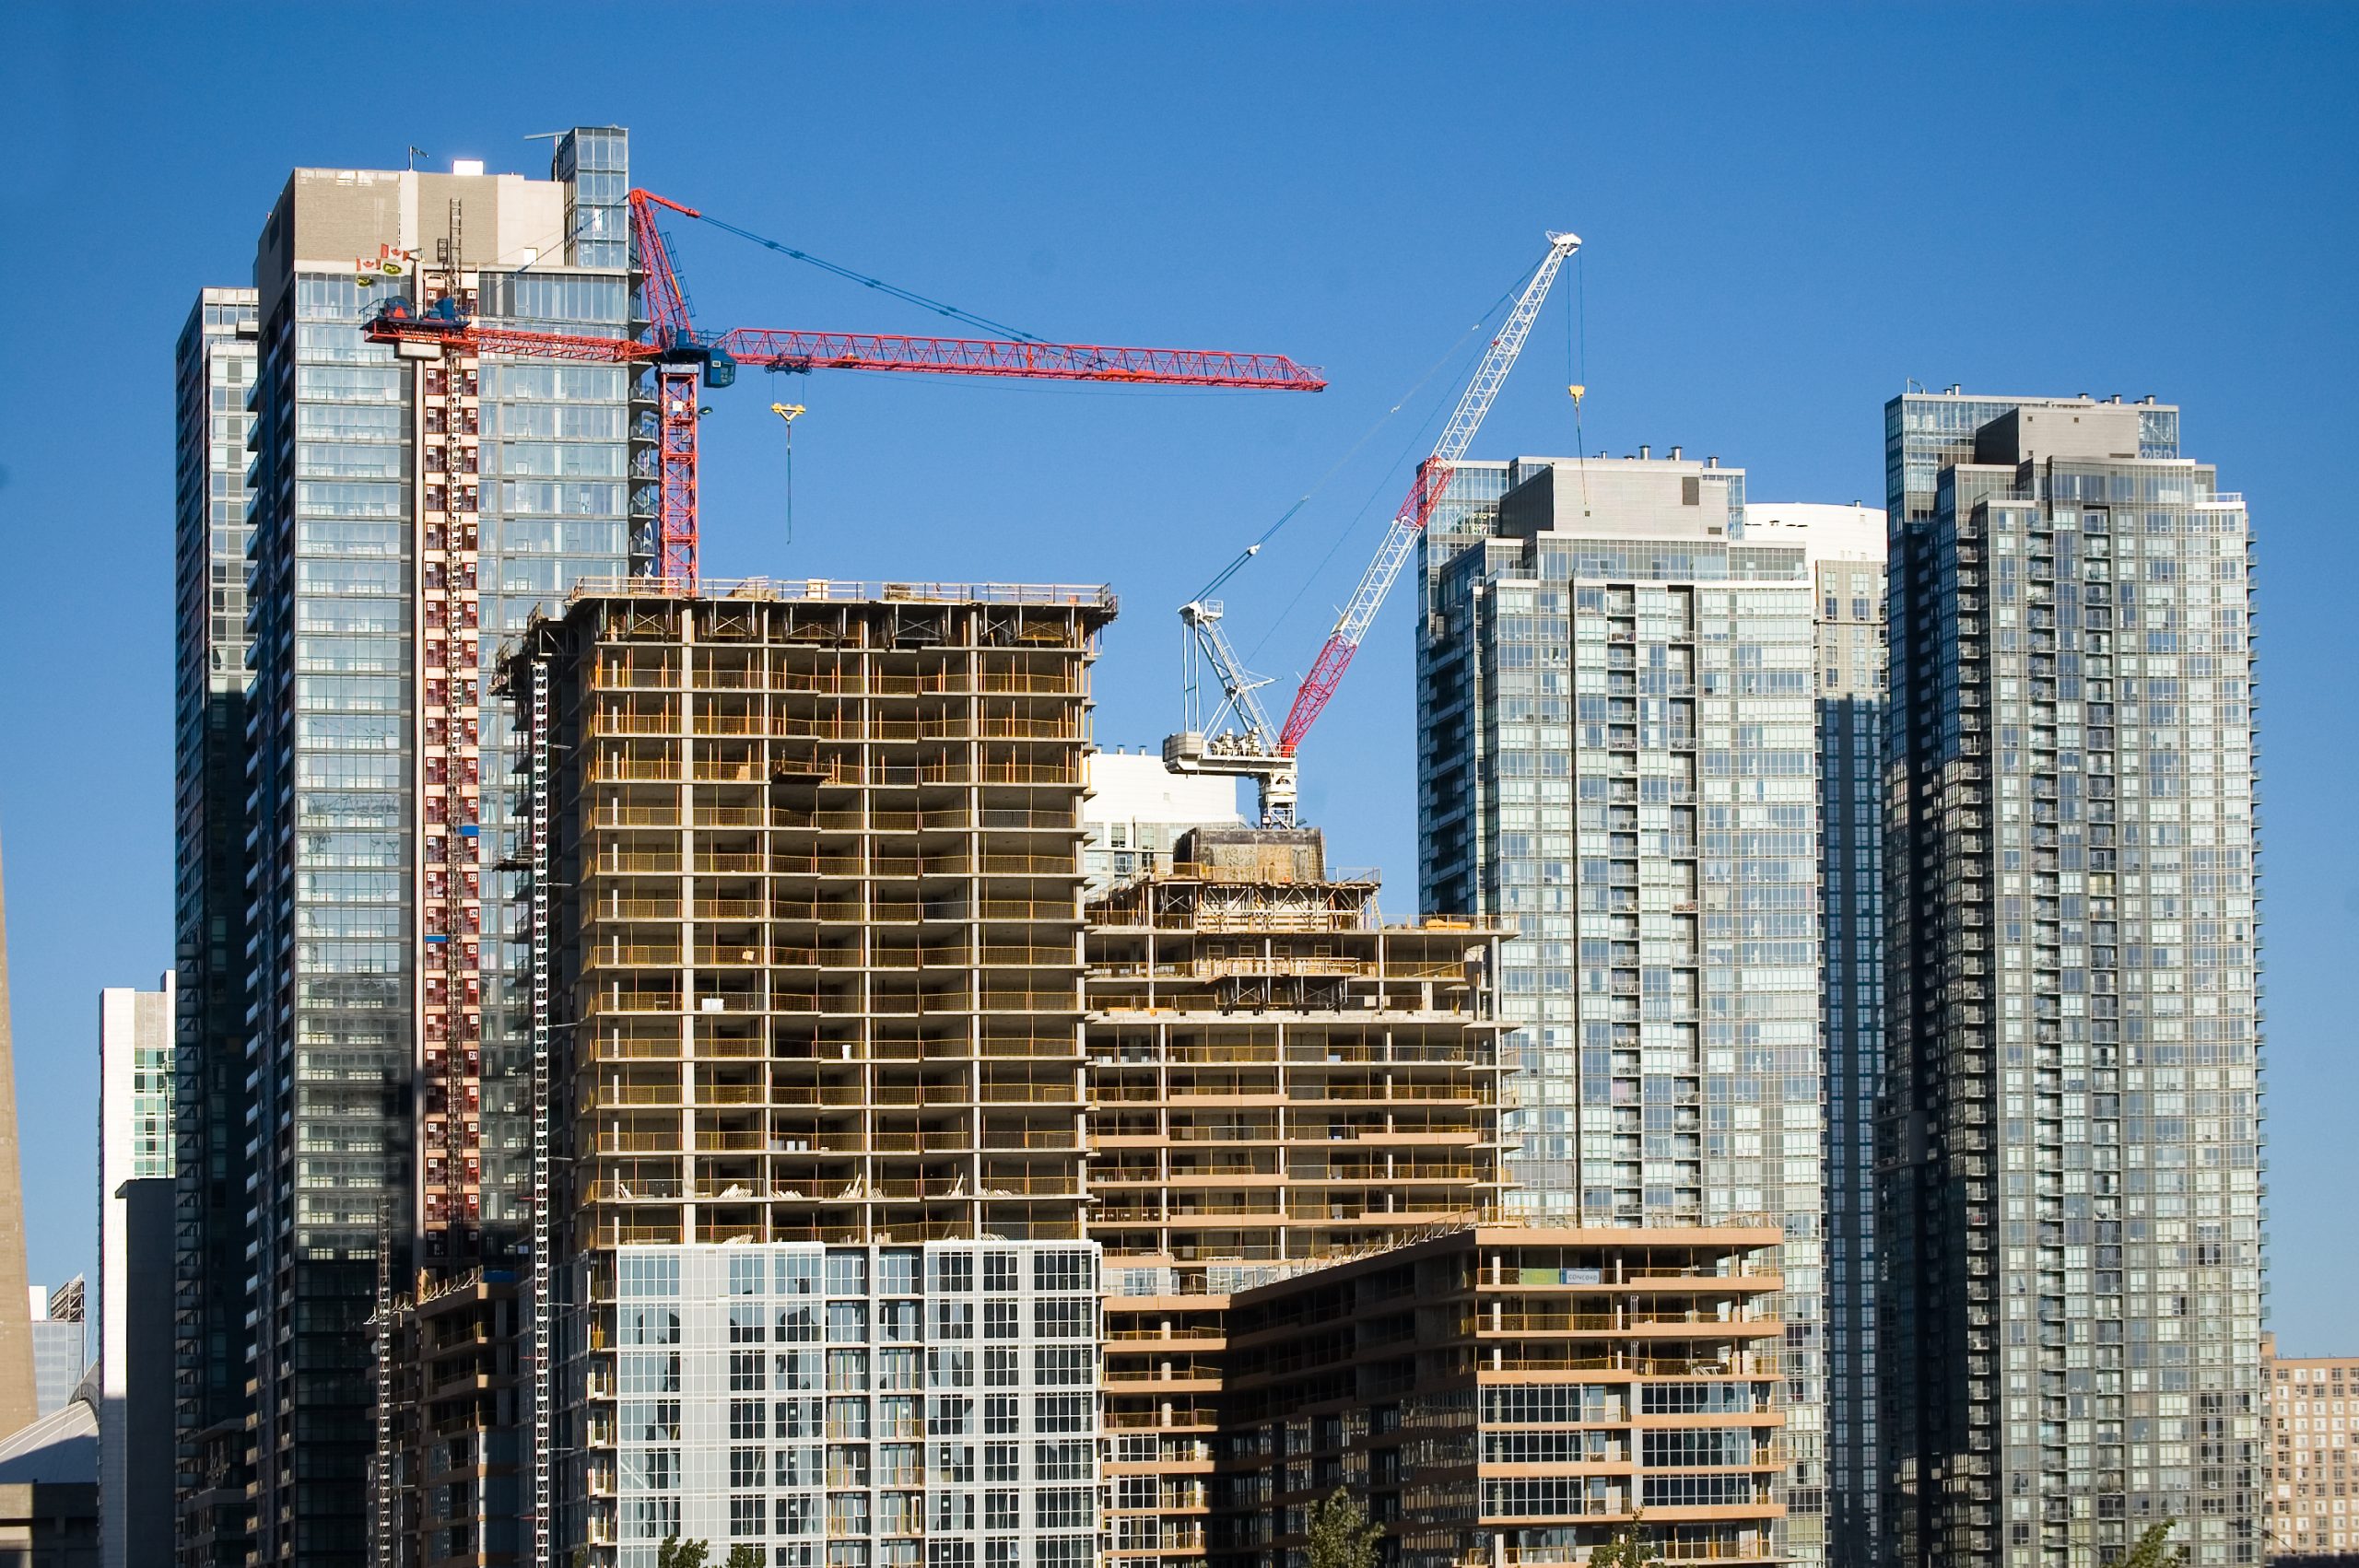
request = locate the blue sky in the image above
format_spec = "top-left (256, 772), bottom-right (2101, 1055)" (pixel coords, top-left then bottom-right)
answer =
top-left (1, 4), bottom-right (2352, 1348)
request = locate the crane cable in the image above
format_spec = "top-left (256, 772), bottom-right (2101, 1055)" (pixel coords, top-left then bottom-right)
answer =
top-left (682, 208), bottom-right (1047, 344)
top-left (1241, 252), bottom-right (1552, 665)
top-left (1569, 249), bottom-right (1592, 517)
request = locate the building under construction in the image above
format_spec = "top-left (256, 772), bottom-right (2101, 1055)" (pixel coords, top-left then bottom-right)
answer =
top-left (506, 578), bottom-right (1115, 1568)
top-left (1084, 828), bottom-right (1509, 1568)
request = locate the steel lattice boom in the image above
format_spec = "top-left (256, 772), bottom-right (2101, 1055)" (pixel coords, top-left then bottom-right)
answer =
top-left (716, 329), bottom-right (1326, 390)
top-left (1275, 229), bottom-right (1580, 755)
top-left (359, 186), bottom-right (1326, 584)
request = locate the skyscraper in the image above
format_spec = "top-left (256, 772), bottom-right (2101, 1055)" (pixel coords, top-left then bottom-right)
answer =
top-left (1878, 393), bottom-right (2261, 1568)
top-left (170, 283), bottom-right (259, 1568)
top-left (186, 129), bottom-right (637, 1564)
top-left (1417, 452), bottom-right (1829, 1564)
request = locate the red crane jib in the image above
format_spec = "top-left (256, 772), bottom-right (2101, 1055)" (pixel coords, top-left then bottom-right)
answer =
top-left (720, 330), bottom-right (1326, 390)
top-left (358, 184), bottom-right (1324, 585)
top-left (365, 319), bottom-right (1326, 392)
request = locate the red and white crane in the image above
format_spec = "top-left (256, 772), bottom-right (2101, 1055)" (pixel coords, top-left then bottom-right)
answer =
top-left (365, 187), bottom-right (1328, 583)
top-left (1164, 228), bottom-right (1581, 826)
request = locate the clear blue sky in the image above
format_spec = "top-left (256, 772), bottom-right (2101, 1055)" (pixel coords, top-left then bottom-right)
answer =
top-left (1, 4), bottom-right (2351, 1349)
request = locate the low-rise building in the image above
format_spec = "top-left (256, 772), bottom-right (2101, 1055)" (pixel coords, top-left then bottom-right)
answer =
top-left (1210, 1225), bottom-right (1787, 1568)
top-left (2264, 1334), bottom-right (2358, 1560)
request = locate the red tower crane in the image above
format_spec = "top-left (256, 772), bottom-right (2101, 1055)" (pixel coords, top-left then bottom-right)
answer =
top-left (365, 188), bottom-right (1327, 583)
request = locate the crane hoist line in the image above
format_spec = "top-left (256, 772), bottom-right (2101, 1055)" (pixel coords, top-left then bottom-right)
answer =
top-left (1163, 228), bottom-right (1582, 828)
top-left (360, 185), bottom-right (1327, 585)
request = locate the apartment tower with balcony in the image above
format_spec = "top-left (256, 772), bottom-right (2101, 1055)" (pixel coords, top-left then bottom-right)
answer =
top-left (1417, 452), bottom-right (1830, 1565)
top-left (1878, 393), bottom-right (2262, 1568)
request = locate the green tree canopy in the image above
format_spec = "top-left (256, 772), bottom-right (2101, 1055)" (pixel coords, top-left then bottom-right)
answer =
top-left (1307, 1487), bottom-right (1383, 1568)
top-left (656, 1538), bottom-right (710, 1568)
top-left (1587, 1515), bottom-right (1661, 1568)
top-left (2112, 1521), bottom-right (2187, 1568)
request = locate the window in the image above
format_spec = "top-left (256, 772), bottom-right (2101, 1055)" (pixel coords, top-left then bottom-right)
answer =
top-left (730, 1352), bottom-right (767, 1392)
top-left (828, 1301), bottom-right (870, 1342)
top-left (731, 1495), bottom-right (767, 1537)
top-left (622, 1353), bottom-right (681, 1394)
top-left (731, 1447), bottom-right (766, 1488)
top-left (933, 1301), bottom-right (974, 1340)
top-left (1033, 1251), bottom-right (1094, 1293)
top-left (985, 1492), bottom-right (1020, 1530)
top-left (1035, 1346), bottom-right (1094, 1387)
top-left (1035, 1440), bottom-right (1091, 1480)
top-left (983, 1442), bottom-right (1019, 1483)
top-left (730, 1400), bottom-right (766, 1440)
top-left (620, 1401), bottom-right (679, 1443)
top-left (931, 1252), bottom-right (974, 1293)
top-left (778, 1304), bottom-right (820, 1342)
top-left (730, 1305), bottom-right (769, 1342)
top-left (930, 1395), bottom-right (973, 1434)
top-left (985, 1396), bottom-right (1020, 1435)
top-left (1036, 1488), bottom-right (1094, 1529)
top-left (620, 1307), bottom-right (680, 1345)
top-left (985, 1348), bottom-right (1019, 1387)
top-left (774, 1398), bottom-right (823, 1439)
top-left (827, 1251), bottom-right (870, 1297)
top-left (1643, 1474), bottom-right (1758, 1508)
top-left (620, 1448), bottom-right (679, 1491)
top-left (984, 1252), bottom-right (1020, 1293)
top-left (983, 1300), bottom-right (1019, 1340)
top-left (1034, 1298), bottom-right (1092, 1340)
top-left (732, 1256), bottom-right (768, 1296)
top-left (929, 1349), bottom-right (974, 1387)
top-left (1035, 1393), bottom-right (1092, 1433)
top-left (776, 1254), bottom-right (821, 1295)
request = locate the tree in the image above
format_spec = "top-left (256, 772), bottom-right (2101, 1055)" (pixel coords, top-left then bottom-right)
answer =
top-left (656, 1539), bottom-right (710, 1568)
top-left (1587, 1515), bottom-right (1661, 1568)
top-left (723, 1548), bottom-right (763, 1568)
top-left (2113, 1521), bottom-right (2188, 1568)
top-left (1307, 1487), bottom-right (1383, 1568)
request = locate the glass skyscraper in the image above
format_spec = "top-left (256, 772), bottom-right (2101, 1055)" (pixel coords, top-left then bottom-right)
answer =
top-left (1879, 393), bottom-right (2261, 1568)
top-left (1418, 453), bottom-right (1828, 1565)
top-left (1744, 502), bottom-right (1888, 1568)
top-left (191, 132), bottom-right (636, 1565)
top-left (171, 284), bottom-right (259, 1568)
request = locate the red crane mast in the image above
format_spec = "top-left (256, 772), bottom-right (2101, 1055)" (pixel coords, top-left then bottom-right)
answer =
top-left (365, 188), bottom-right (1326, 583)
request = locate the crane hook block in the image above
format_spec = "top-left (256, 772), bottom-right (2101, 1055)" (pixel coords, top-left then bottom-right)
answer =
top-left (1568, 384), bottom-right (1586, 404)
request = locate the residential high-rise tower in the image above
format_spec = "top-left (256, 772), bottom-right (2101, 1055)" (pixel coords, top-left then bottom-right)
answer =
top-left (1878, 392), bottom-right (2261, 1568)
top-left (170, 283), bottom-right (259, 1568)
top-left (186, 128), bottom-right (638, 1565)
top-left (1744, 501), bottom-right (1888, 1568)
top-left (1417, 453), bottom-right (1829, 1564)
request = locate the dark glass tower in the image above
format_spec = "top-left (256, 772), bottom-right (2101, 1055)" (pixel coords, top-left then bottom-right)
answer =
top-left (1879, 394), bottom-right (2261, 1568)
top-left (171, 286), bottom-right (259, 1568)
